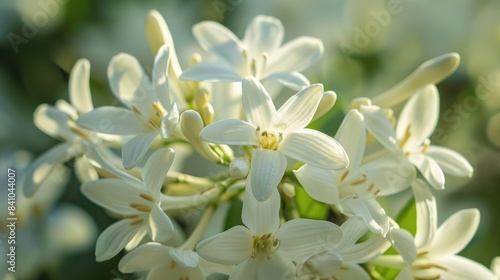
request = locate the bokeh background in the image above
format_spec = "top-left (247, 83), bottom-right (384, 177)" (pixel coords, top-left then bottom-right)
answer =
top-left (0, 0), bottom-right (499, 279)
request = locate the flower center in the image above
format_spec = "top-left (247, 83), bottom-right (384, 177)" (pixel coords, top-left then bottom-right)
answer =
top-left (251, 233), bottom-right (280, 260)
top-left (257, 128), bottom-right (283, 150)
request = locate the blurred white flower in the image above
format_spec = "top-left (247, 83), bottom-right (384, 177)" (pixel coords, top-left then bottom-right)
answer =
top-left (181, 15), bottom-right (324, 90)
top-left (200, 76), bottom-right (348, 201)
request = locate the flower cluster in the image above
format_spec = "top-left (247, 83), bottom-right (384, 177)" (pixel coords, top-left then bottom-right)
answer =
top-left (23, 13), bottom-right (498, 280)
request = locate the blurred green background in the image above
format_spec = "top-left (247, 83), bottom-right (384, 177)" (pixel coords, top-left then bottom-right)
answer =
top-left (0, 0), bottom-right (499, 279)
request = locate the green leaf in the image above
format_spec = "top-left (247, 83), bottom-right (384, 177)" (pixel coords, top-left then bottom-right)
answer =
top-left (295, 186), bottom-right (329, 220)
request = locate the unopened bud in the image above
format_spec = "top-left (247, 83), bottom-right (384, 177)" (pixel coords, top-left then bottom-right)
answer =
top-left (229, 157), bottom-right (249, 179)
top-left (194, 87), bottom-right (210, 111)
top-left (350, 97), bottom-right (372, 110)
top-left (279, 182), bottom-right (295, 197)
top-left (373, 53), bottom-right (460, 108)
top-left (312, 91), bottom-right (337, 121)
top-left (201, 104), bottom-right (214, 125)
top-left (180, 110), bottom-right (219, 162)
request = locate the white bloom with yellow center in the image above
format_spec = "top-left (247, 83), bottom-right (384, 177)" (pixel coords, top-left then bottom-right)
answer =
top-left (181, 15), bottom-right (324, 90)
top-left (200, 76), bottom-right (348, 201)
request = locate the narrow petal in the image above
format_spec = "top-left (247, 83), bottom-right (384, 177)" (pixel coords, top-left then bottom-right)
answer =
top-left (242, 180), bottom-right (280, 235)
top-left (334, 263), bottom-right (371, 280)
top-left (34, 104), bottom-right (76, 141)
top-left (200, 119), bottom-right (257, 145)
top-left (273, 84), bottom-right (323, 131)
top-left (180, 62), bottom-right (242, 82)
top-left (196, 225), bottom-right (252, 266)
top-left (280, 128), bottom-right (348, 170)
top-left (430, 208), bottom-right (479, 257)
top-left (22, 142), bottom-right (72, 197)
top-left (119, 242), bottom-right (170, 273)
top-left (74, 156), bottom-right (99, 183)
top-left (438, 255), bottom-right (497, 280)
top-left (122, 131), bottom-right (159, 169)
top-left (160, 102), bottom-right (179, 138)
top-left (107, 53), bottom-right (156, 114)
top-left (339, 216), bottom-right (369, 248)
top-left (243, 15), bottom-right (284, 56)
top-left (266, 36), bottom-right (323, 74)
top-left (250, 148), bottom-right (287, 202)
top-left (396, 85), bottom-right (439, 147)
top-left (170, 248), bottom-right (200, 269)
top-left (257, 254), bottom-right (295, 280)
top-left (297, 251), bottom-right (342, 278)
top-left (193, 21), bottom-right (244, 70)
top-left (229, 259), bottom-right (259, 280)
top-left (142, 148), bottom-right (174, 197)
top-left (76, 106), bottom-right (149, 135)
top-left (277, 219), bottom-right (342, 262)
top-left (125, 227), bottom-right (147, 251)
top-left (263, 71), bottom-right (310, 90)
top-left (335, 110), bottom-right (366, 170)
top-left (95, 219), bottom-right (142, 261)
top-left (411, 179), bottom-right (437, 249)
top-left (338, 236), bottom-right (391, 263)
top-left (425, 146), bottom-right (473, 177)
top-left (408, 154), bottom-right (445, 190)
top-left (359, 105), bottom-right (398, 151)
top-left (387, 228), bottom-right (417, 266)
top-left (242, 76), bottom-right (276, 128)
top-left (69, 59), bottom-right (94, 114)
top-left (342, 199), bottom-right (389, 236)
top-left (293, 164), bottom-right (340, 205)
top-left (152, 45), bottom-right (171, 107)
top-left (148, 204), bottom-right (175, 242)
top-left (81, 178), bottom-right (144, 215)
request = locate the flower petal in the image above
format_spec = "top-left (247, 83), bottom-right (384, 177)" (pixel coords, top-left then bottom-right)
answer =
top-left (293, 164), bottom-right (340, 205)
top-left (125, 227), bottom-right (147, 251)
top-left (170, 248), bottom-right (200, 269)
top-left (338, 216), bottom-right (369, 248)
top-left (335, 110), bottom-right (366, 170)
top-left (277, 219), bottom-right (342, 262)
top-left (200, 119), bottom-right (257, 145)
top-left (180, 62), bottom-right (242, 82)
top-left (196, 225), bottom-right (253, 266)
top-left (341, 199), bottom-right (389, 236)
top-left (242, 76), bottom-right (276, 129)
top-left (266, 36), bottom-right (323, 74)
top-left (77, 106), bottom-right (149, 135)
top-left (411, 179), bottom-right (437, 249)
top-left (142, 148), bottom-right (174, 197)
top-left (396, 85), bottom-right (439, 147)
top-left (148, 204), bottom-right (175, 242)
top-left (280, 128), bottom-right (348, 170)
top-left (229, 259), bottom-right (259, 280)
top-left (22, 142), bottom-right (73, 197)
top-left (242, 180), bottom-right (280, 235)
top-left (297, 251), bottom-right (343, 279)
top-left (257, 253), bottom-right (295, 280)
top-left (334, 263), bottom-right (371, 280)
top-left (107, 53), bottom-right (156, 114)
top-left (338, 236), bottom-right (390, 263)
top-left (243, 15), bottom-right (284, 56)
top-left (74, 155), bottom-right (99, 183)
top-left (160, 102), bottom-right (179, 138)
top-left (34, 104), bottom-right (76, 141)
top-left (95, 219), bottom-right (142, 261)
top-left (408, 154), bottom-right (445, 190)
top-left (263, 71), bottom-right (310, 90)
top-left (437, 255), bottom-right (497, 280)
top-left (119, 242), bottom-right (171, 273)
top-left (430, 208), bottom-right (479, 257)
top-left (425, 146), bottom-right (473, 177)
top-left (69, 59), bottom-right (93, 114)
top-left (81, 178), bottom-right (144, 215)
top-left (387, 228), bottom-right (417, 266)
top-left (273, 84), bottom-right (323, 131)
top-left (193, 21), bottom-right (243, 70)
top-left (359, 105), bottom-right (398, 151)
top-left (250, 148), bottom-right (287, 202)
top-left (122, 131), bottom-right (159, 169)
top-left (152, 45), bottom-right (171, 108)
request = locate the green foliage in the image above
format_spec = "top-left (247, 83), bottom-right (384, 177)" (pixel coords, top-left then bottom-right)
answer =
top-left (295, 186), bottom-right (329, 220)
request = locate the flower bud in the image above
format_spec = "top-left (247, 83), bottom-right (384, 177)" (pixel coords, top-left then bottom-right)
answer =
top-left (229, 157), bottom-right (249, 179)
top-left (312, 91), bottom-right (337, 121)
top-left (180, 110), bottom-right (219, 162)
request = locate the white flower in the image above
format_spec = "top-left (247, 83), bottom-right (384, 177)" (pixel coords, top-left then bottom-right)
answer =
top-left (491, 257), bottom-right (500, 278)
top-left (200, 76), bottom-right (348, 201)
top-left (374, 179), bottom-right (496, 280)
top-left (361, 85), bottom-right (473, 190)
top-left (82, 148), bottom-right (176, 261)
top-left (181, 15), bottom-right (324, 90)
top-left (296, 217), bottom-right (390, 280)
top-left (24, 59), bottom-right (102, 196)
top-left (77, 45), bottom-right (179, 169)
top-left (196, 183), bottom-right (343, 279)
top-left (295, 110), bottom-right (415, 235)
